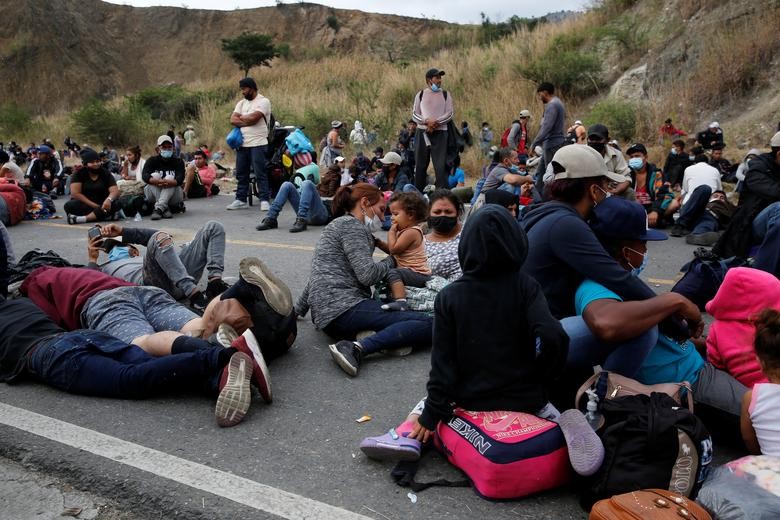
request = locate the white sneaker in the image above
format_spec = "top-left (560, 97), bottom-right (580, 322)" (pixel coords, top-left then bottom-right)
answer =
top-left (260, 200), bottom-right (270, 211)
top-left (226, 199), bottom-right (249, 210)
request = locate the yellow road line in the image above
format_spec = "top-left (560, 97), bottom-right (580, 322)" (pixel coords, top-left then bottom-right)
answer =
top-left (646, 277), bottom-right (678, 285)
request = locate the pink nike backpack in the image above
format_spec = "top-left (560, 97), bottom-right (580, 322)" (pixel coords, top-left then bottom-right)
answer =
top-left (435, 409), bottom-right (571, 499)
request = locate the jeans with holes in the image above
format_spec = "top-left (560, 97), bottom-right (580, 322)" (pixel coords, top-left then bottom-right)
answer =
top-left (324, 299), bottom-right (432, 354)
top-left (267, 181), bottom-right (329, 224)
top-left (27, 330), bottom-right (222, 398)
top-left (235, 145), bottom-right (268, 203)
top-left (752, 201), bottom-right (780, 276)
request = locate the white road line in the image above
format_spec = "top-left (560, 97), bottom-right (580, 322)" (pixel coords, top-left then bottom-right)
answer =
top-left (0, 402), bottom-right (369, 520)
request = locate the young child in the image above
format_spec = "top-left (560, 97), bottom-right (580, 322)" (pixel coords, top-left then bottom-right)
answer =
top-left (741, 309), bottom-right (780, 456)
top-left (376, 192), bottom-right (431, 312)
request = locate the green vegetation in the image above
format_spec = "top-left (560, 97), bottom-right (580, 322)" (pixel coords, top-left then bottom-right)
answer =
top-left (71, 100), bottom-right (153, 146)
top-left (221, 32), bottom-right (280, 77)
top-left (326, 15), bottom-right (341, 33)
top-left (478, 13), bottom-right (545, 45)
top-left (128, 85), bottom-right (233, 123)
top-left (586, 99), bottom-right (637, 141)
top-left (0, 103), bottom-right (32, 135)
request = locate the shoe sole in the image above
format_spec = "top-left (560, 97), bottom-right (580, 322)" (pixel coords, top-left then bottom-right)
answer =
top-left (239, 257), bottom-right (293, 316)
top-left (329, 343), bottom-right (358, 377)
top-left (685, 232), bottom-right (721, 246)
top-left (360, 442), bottom-right (421, 462)
top-left (241, 329), bottom-right (273, 404)
top-left (215, 352), bottom-right (252, 427)
top-left (215, 323), bottom-right (239, 348)
top-left (226, 204), bottom-right (249, 210)
top-left (557, 409), bottom-right (604, 477)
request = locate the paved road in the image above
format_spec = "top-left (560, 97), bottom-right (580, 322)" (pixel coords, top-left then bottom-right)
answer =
top-left (0, 193), bottom-right (737, 519)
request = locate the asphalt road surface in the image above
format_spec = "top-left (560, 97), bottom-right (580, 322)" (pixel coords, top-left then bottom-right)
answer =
top-left (0, 192), bottom-right (740, 519)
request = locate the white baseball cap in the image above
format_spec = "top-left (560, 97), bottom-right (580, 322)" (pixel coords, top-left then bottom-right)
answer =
top-left (157, 135), bottom-right (173, 146)
top-left (551, 144), bottom-right (626, 184)
top-left (334, 156), bottom-right (345, 163)
top-left (709, 121), bottom-right (720, 129)
top-left (771, 131), bottom-right (780, 148)
top-left (379, 151), bottom-right (403, 165)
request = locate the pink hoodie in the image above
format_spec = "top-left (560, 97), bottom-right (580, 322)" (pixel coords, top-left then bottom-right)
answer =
top-left (706, 267), bottom-right (780, 387)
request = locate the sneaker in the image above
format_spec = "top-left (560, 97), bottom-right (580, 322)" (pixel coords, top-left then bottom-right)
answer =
top-left (226, 199), bottom-right (249, 210)
top-left (232, 257), bottom-right (293, 316)
top-left (289, 218), bottom-right (307, 233)
top-left (669, 224), bottom-right (690, 237)
top-left (360, 429), bottom-right (422, 461)
top-left (230, 329), bottom-right (272, 403)
top-left (214, 323), bottom-right (239, 348)
top-left (260, 200), bottom-right (270, 211)
top-left (329, 340), bottom-right (363, 376)
top-left (206, 278), bottom-right (231, 300)
top-left (215, 352), bottom-right (253, 427)
top-left (67, 214), bottom-right (78, 225)
top-left (189, 291), bottom-right (209, 314)
top-left (381, 300), bottom-right (408, 311)
top-left (150, 209), bottom-right (163, 221)
top-left (255, 217), bottom-right (278, 231)
top-left (685, 231), bottom-right (721, 246)
top-left (557, 409), bottom-right (605, 477)
top-left (162, 208), bottom-right (173, 219)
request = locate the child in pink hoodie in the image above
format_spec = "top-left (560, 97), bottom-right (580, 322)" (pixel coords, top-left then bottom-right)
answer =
top-left (706, 267), bottom-right (780, 387)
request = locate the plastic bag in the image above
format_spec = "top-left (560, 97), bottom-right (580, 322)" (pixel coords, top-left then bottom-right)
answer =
top-left (226, 127), bottom-right (243, 150)
top-left (696, 456), bottom-right (780, 520)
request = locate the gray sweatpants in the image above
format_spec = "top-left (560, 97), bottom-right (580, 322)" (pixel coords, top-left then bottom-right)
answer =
top-left (144, 184), bottom-right (184, 212)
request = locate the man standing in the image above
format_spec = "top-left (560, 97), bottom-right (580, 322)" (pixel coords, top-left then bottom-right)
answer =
top-left (227, 77), bottom-right (272, 211)
top-left (142, 135), bottom-right (185, 221)
top-left (507, 109), bottom-right (532, 159)
top-left (530, 82), bottom-right (566, 197)
top-left (412, 68), bottom-right (453, 190)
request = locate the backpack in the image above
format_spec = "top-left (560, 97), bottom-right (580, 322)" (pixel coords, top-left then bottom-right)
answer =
top-left (500, 121), bottom-right (520, 149)
top-left (0, 183), bottom-right (25, 226)
top-left (566, 129), bottom-right (579, 145)
top-left (7, 249), bottom-right (76, 285)
top-left (582, 393), bottom-right (712, 510)
top-left (671, 255), bottom-right (746, 311)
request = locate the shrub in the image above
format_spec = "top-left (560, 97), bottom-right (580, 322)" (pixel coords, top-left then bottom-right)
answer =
top-left (128, 85), bottom-right (200, 122)
top-left (586, 99), bottom-right (637, 141)
top-left (71, 100), bottom-right (151, 146)
top-left (516, 50), bottom-right (604, 99)
top-left (326, 15), bottom-right (340, 33)
top-left (301, 107), bottom-right (332, 142)
top-left (0, 103), bottom-right (32, 135)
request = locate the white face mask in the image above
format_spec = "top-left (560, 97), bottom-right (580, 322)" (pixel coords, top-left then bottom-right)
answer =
top-left (362, 206), bottom-right (383, 232)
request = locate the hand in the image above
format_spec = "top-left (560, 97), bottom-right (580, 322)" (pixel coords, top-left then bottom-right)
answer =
top-left (101, 199), bottom-right (112, 212)
top-left (689, 319), bottom-right (705, 339)
top-left (675, 293), bottom-right (702, 326)
top-left (648, 211), bottom-right (659, 227)
top-left (407, 421), bottom-right (433, 444)
top-left (520, 184), bottom-right (533, 197)
top-left (100, 223), bottom-right (123, 237)
top-left (87, 236), bottom-right (102, 263)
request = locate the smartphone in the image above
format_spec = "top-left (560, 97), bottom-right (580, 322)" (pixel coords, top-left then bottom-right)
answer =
top-left (87, 226), bottom-right (102, 243)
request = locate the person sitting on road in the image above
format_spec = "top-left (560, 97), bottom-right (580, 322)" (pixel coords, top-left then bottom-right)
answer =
top-left (65, 148), bottom-right (120, 225)
top-left (680, 190), bottom-right (736, 246)
top-left (256, 162), bottom-right (339, 233)
top-left (375, 151), bottom-right (412, 193)
top-left (424, 190), bottom-right (464, 281)
top-left (662, 139), bottom-right (693, 189)
top-left (359, 206), bottom-right (605, 477)
top-left (567, 120), bottom-right (587, 144)
top-left (143, 135), bottom-right (185, 221)
top-left (26, 144), bottom-right (63, 196)
top-left (626, 142), bottom-right (674, 228)
top-left (481, 147), bottom-right (533, 193)
top-left (295, 183), bottom-right (433, 377)
top-left (586, 124), bottom-right (633, 200)
top-left (697, 121), bottom-right (724, 150)
top-left (709, 142), bottom-right (735, 181)
top-left (669, 153), bottom-right (723, 237)
top-left (87, 221), bottom-right (229, 312)
top-left (0, 150), bottom-right (26, 185)
top-left (183, 150), bottom-right (219, 199)
top-left (576, 196), bottom-right (746, 438)
top-left (484, 188), bottom-right (520, 218)
top-left (735, 148), bottom-right (762, 191)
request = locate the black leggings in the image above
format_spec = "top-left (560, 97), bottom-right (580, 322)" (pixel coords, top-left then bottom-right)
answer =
top-left (64, 199), bottom-right (119, 221)
top-left (386, 268), bottom-right (431, 288)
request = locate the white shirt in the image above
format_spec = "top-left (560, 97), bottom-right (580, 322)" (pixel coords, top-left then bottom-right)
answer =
top-left (128, 158), bottom-right (145, 182)
top-left (233, 95), bottom-right (271, 147)
top-left (749, 383), bottom-right (780, 457)
top-left (1, 161), bottom-right (25, 182)
top-left (681, 162), bottom-right (722, 205)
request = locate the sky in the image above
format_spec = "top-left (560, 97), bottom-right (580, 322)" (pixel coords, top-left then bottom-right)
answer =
top-left (103, 1), bottom-right (587, 24)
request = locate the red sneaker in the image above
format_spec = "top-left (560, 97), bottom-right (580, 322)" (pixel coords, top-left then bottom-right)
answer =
top-left (230, 330), bottom-right (272, 404)
top-left (215, 352), bottom-right (252, 427)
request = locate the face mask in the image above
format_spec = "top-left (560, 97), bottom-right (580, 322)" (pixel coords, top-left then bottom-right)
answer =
top-left (362, 206), bottom-right (383, 232)
top-left (689, 155), bottom-right (695, 161)
top-left (509, 165), bottom-right (520, 173)
top-left (670, 148), bottom-right (678, 155)
top-left (108, 246), bottom-right (131, 263)
top-left (594, 185), bottom-right (612, 205)
top-left (430, 83), bottom-right (441, 93)
top-left (628, 157), bottom-right (644, 170)
top-left (625, 247), bottom-right (647, 277)
top-left (588, 142), bottom-right (606, 154)
top-left (428, 215), bottom-right (458, 234)
top-left (483, 126), bottom-right (489, 131)
top-left (160, 150), bottom-right (173, 159)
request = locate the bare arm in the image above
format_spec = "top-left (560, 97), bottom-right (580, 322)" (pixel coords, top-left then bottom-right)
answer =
top-left (741, 390), bottom-right (762, 455)
top-left (387, 226), bottom-right (422, 256)
top-left (503, 173), bottom-right (534, 186)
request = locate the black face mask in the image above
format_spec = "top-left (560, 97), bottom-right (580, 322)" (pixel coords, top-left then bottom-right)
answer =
top-left (588, 141), bottom-right (607, 154)
top-left (428, 215), bottom-right (458, 234)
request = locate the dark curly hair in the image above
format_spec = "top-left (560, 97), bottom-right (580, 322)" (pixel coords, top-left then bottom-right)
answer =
top-left (388, 191), bottom-right (429, 223)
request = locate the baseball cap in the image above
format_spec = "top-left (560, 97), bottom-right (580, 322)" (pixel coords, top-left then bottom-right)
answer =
top-left (379, 151), bottom-right (403, 165)
top-left (157, 135), bottom-right (173, 146)
top-left (709, 121), bottom-right (720, 129)
top-left (626, 143), bottom-right (647, 155)
top-left (519, 109), bottom-right (531, 118)
top-left (334, 156), bottom-right (345, 163)
top-left (771, 131), bottom-right (780, 148)
top-left (425, 68), bottom-right (445, 79)
top-left (331, 120), bottom-right (343, 128)
top-left (551, 145), bottom-right (626, 184)
top-left (591, 197), bottom-right (667, 241)
top-left (37, 144), bottom-right (52, 154)
top-left (587, 124), bottom-right (609, 140)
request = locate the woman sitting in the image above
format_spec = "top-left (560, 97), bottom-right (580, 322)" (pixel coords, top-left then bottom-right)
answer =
top-left (295, 183), bottom-right (433, 376)
top-left (65, 148), bottom-right (120, 224)
top-left (424, 189), bottom-right (464, 281)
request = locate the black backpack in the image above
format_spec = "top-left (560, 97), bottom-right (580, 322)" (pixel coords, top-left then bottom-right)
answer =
top-left (8, 249), bottom-right (77, 284)
top-left (582, 392), bottom-right (712, 510)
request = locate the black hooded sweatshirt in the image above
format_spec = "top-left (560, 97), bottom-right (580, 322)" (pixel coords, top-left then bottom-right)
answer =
top-left (521, 201), bottom-right (656, 319)
top-left (418, 206), bottom-right (568, 431)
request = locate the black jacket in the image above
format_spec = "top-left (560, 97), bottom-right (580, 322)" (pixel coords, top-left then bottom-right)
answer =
top-left (141, 155), bottom-right (185, 186)
top-left (714, 153), bottom-right (780, 258)
top-left (522, 201), bottom-right (656, 319)
top-left (663, 153), bottom-right (692, 187)
top-left (696, 129), bottom-right (724, 150)
top-left (419, 206), bottom-right (568, 430)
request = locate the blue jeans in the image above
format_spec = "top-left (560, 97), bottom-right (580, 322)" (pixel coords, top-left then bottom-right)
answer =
top-left (324, 299), bottom-right (433, 354)
top-left (752, 201), bottom-right (780, 276)
top-left (27, 330), bottom-right (222, 398)
top-left (561, 316), bottom-right (658, 377)
top-left (691, 213), bottom-right (719, 235)
top-left (677, 185), bottom-right (712, 229)
top-left (235, 145), bottom-right (268, 203)
top-left (268, 181), bottom-right (329, 224)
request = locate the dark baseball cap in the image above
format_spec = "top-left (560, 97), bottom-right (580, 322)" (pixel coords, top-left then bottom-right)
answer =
top-left (425, 68), bottom-right (445, 79)
top-left (587, 124), bottom-right (610, 140)
top-left (626, 143), bottom-right (648, 155)
top-left (591, 197), bottom-right (667, 241)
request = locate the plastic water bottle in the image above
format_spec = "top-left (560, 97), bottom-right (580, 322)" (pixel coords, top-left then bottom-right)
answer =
top-left (585, 388), bottom-right (602, 430)
top-left (134, 212), bottom-right (142, 222)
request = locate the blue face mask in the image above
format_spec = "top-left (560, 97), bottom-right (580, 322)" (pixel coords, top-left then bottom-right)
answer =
top-left (626, 247), bottom-right (647, 277)
top-left (160, 150), bottom-right (174, 159)
top-left (509, 165), bottom-right (520, 173)
top-left (108, 246), bottom-right (132, 262)
top-left (430, 83), bottom-right (441, 93)
top-left (628, 157), bottom-right (644, 170)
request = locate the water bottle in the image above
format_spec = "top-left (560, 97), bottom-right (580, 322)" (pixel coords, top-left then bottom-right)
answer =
top-left (134, 211), bottom-right (142, 222)
top-left (585, 388), bottom-right (602, 431)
